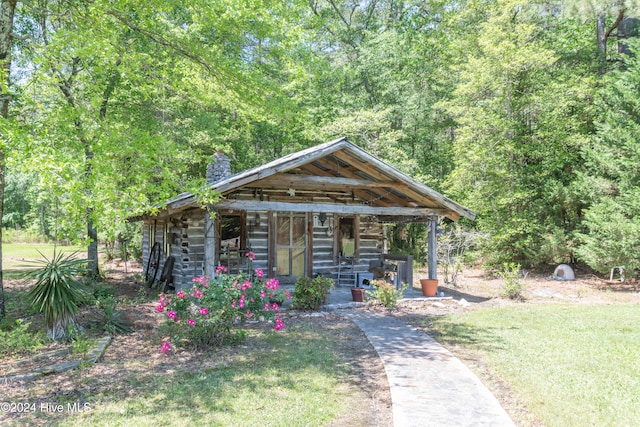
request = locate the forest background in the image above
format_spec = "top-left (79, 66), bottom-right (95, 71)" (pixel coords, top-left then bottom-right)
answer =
top-left (1, 0), bottom-right (639, 311)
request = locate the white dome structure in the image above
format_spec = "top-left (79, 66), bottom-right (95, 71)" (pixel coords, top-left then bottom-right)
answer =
top-left (553, 264), bottom-right (575, 281)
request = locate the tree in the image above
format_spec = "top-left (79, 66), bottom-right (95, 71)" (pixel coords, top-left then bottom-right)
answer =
top-left (576, 38), bottom-right (640, 274)
top-left (0, 0), bottom-right (18, 320)
top-left (562, 0), bottom-right (638, 67)
top-left (12, 0), bottom-right (307, 277)
top-left (443, 0), bottom-right (595, 267)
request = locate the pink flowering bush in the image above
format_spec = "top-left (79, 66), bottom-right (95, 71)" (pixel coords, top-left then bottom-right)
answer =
top-left (157, 267), bottom-right (290, 353)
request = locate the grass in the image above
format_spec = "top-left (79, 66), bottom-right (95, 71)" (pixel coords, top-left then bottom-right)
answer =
top-left (425, 304), bottom-right (640, 426)
top-left (60, 322), bottom-right (359, 426)
top-left (2, 243), bottom-right (85, 278)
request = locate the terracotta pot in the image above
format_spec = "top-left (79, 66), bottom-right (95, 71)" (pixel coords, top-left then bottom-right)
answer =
top-left (420, 279), bottom-right (438, 297)
top-left (351, 287), bottom-right (365, 302)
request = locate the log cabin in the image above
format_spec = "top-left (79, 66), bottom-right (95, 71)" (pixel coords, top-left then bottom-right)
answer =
top-left (130, 138), bottom-right (476, 290)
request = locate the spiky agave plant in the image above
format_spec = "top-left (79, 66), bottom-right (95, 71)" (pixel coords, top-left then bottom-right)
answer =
top-left (26, 250), bottom-right (88, 341)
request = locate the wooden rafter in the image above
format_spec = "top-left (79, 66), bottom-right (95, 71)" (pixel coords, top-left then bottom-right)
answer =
top-left (302, 161), bottom-right (394, 207)
top-left (310, 156), bottom-right (406, 207)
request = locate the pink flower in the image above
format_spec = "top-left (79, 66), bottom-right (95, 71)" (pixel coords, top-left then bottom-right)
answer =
top-left (155, 303), bottom-right (164, 313)
top-left (187, 319), bottom-right (196, 326)
top-left (245, 251), bottom-right (256, 261)
top-left (192, 276), bottom-right (208, 284)
top-left (176, 290), bottom-right (187, 299)
top-left (215, 265), bottom-right (227, 274)
top-left (260, 290), bottom-right (266, 299)
top-left (274, 318), bottom-right (284, 331)
top-left (255, 269), bottom-right (264, 278)
top-left (264, 303), bottom-right (270, 311)
top-left (272, 302), bottom-right (279, 311)
top-left (167, 311), bottom-right (177, 320)
top-left (245, 310), bottom-right (252, 318)
top-left (161, 341), bottom-right (172, 354)
top-left (232, 300), bottom-right (236, 309)
top-left (195, 289), bottom-right (203, 299)
top-left (266, 278), bottom-right (279, 290)
top-left (285, 290), bottom-right (291, 300)
top-left (199, 307), bottom-right (209, 315)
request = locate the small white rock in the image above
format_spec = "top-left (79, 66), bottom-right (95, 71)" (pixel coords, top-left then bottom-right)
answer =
top-left (458, 298), bottom-right (471, 307)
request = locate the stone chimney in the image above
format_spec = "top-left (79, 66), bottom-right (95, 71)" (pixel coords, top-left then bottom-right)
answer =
top-left (206, 152), bottom-right (231, 184)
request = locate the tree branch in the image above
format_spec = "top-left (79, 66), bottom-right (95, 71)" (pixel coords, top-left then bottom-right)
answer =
top-left (99, 56), bottom-right (122, 121)
top-left (604, 8), bottom-right (625, 41)
top-left (107, 9), bottom-right (216, 77)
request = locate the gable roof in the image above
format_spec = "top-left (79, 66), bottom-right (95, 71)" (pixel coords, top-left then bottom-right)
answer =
top-left (144, 137), bottom-right (475, 222)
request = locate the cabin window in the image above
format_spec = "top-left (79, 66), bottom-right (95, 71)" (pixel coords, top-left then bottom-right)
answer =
top-left (276, 213), bottom-right (307, 277)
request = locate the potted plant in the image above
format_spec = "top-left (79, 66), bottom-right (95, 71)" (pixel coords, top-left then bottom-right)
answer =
top-left (351, 279), bottom-right (367, 302)
top-left (419, 278), bottom-right (438, 297)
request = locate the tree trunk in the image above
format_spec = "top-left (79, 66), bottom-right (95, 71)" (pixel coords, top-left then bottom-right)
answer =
top-left (0, 0), bottom-right (18, 321)
top-left (597, 14), bottom-right (606, 62)
top-left (87, 209), bottom-right (99, 277)
top-left (48, 317), bottom-right (83, 341)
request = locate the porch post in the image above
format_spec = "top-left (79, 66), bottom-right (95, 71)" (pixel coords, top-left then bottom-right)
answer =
top-left (204, 208), bottom-right (217, 279)
top-left (427, 215), bottom-right (438, 281)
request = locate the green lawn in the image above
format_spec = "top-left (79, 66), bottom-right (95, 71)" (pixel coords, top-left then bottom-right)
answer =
top-left (2, 243), bottom-right (85, 277)
top-left (425, 304), bottom-right (640, 426)
top-left (55, 322), bottom-right (363, 427)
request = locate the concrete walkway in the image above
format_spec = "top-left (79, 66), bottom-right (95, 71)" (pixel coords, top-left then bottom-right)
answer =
top-left (342, 310), bottom-right (515, 427)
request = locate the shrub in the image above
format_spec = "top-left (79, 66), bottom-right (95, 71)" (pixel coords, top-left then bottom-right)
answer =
top-left (372, 279), bottom-right (407, 309)
top-left (26, 250), bottom-right (88, 341)
top-left (97, 295), bottom-right (132, 335)
top-left (292, 275), bottom-right (334, 310)
top-left (500, 263), bottom-right (525, 300)
top-left (156, 266), bottom-right (290, 352)
top-left (0, 319), bottom-right (45, 356)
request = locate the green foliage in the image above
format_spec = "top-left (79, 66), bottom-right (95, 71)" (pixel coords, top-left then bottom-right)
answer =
top-left (499, 263), bottom-right (525, 300)
top-left (1, 0), bottom-right (635, 277)
top-left (0, 319), bottom-right (46, 356)
top-left (97, 295), bottom-right (133, 336)
top-left (158, 270), bottom-right (289, 351)
top-left (442, 0), bottom-right (595, 267)
top-left (92, 284), bottom-right (117, 301)
top-left (292, 275), bottom-right (334, 310)
top-left (71, 336), bottom-right (94, 356)
top-left (387, 223), bottom-right (427, 265)
top-left (372, 280), bottom-right (406, 310)
top-left (576, 39), bottom-right (640, 276)
top-left (2, 228), bottom-right (51, 244)
top-left (25, 251), bottom-right (88, 340)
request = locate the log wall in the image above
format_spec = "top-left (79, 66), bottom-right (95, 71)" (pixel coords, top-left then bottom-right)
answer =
top-left (142, 209), bottom-right (388, 290)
